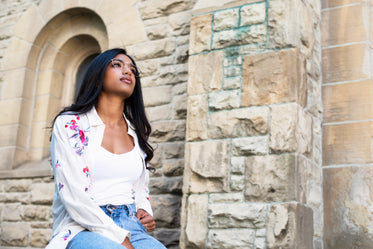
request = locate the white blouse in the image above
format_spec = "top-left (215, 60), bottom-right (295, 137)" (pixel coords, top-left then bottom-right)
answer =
top-left (46, 107), bottom-right (152, 249)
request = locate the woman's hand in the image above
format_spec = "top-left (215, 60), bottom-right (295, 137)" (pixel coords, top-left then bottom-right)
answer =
top-left (136, 209), bottom-right (155, 232)
top-left (121, 236), bottom-right (135, 249)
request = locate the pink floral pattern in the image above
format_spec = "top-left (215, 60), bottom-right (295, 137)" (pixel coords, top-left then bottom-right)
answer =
top-left (65, 116), bottom-right (90, 156)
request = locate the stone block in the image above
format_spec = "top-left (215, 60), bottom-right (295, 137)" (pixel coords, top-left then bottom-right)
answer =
top-left (208, 90), bottom-right (240, 111)
top-left (151, 195), bottom-right (181, 228)
top-left (150, 177), bottom-right (182, 195)
top-left (245, 154), bottom-right (298, 202)
top-left (0, 125), bottom-right (17, 148)
top-left (209, 192), bottom-right (244, 203)
top-left (267, 203), bottom-right (313, 249)
top-left (0, 222), bottom-right (29, 246)
top-left (163, 142), bottom-right (185, 159)
top-left (29, 122), bottom-right (49, 150)
top-left (208, 203), bottom-right (267, 229)
top-left (168, 11), bottom-right (191, 36)
top-left (322, 44), bottom-right (368, 83)
top-left (128, 38), bottom-right (175, 61)
top-left (324, 166), bottom-right (373, 248)
top-left (143, 86), bottom-right (172, 107)
top-left (212, 25), bottom-right (266, 49)
top-left (188, 51), bottom-right (223, 95)
top-left (3, 203), bottom-right (21, 221)
top-left (145, 24), bottom-right (168, 40)
top-left (242, 48), bottom-right (307, 107)
top-left (30, 228), bottom-right (52, 247)
top-left (184, 194), bottom-right (208, 248)
top-left (146, 104), bottom-right (171, 122)
top-left (207, 229), bottom-right (254, 249)
top-left (0, 192), bottom-right (29, 204)
top-left (172, 94), bottom-right (187, 119)
top-left (30, 182), bottom-right (54, 205)
top-left (232, 136), bottom-right (268, 156)
top-left (137, 59), bottom-right (159, 77)
top-left (186, 94), bottom-right (207, 141)
top-left (321, 4), bottom-right (366, 46)
top-left (323, 122), bottom-right (373, 165)
top-left (223, 76), bottom-right (241, 89)
top-left (1, 68), bottom-right (28, 99)
top-left (189, 14), bottom-right (212, 54)
top-left (270, 103), bottom-right (313, 154)
top-left (175, 44), bottom-right (189, 64)
top-left (230, 174), bottom-right (244, 191)
top-left (213, 8), bottom-right (239, 31)
top-left (159, 64), bottom-right (188, 85)
top-left (207, 107), bottom-right (268, 139)
top-left (322, 0), bottom-right (362, 8)
top-left (240, 2), bottom-right (266, 26)
top-left (152, 228), bottom-right (180, 249)
top-left (151, 120), bottom-right (186, 142)
top-left (0, 148), bottom-right (15, 170)
top-left (0, 99), bottom-right (22, 125)
top-left (173, 83), bottom-right (187, 95)
top-left (2, 37), bottom-right (33, 71)
top-left (184, 141), bottom-right (229, 193)
top-left (163, 159), bottom-right (184, 177)
top-left (230, 157), bottom-right (246, 175)
top-left (21, 205), bottom-right (51, 221)
top-left (139, 0), bottom-right (195, 19)
top-left (224, 66), bottom-right (241, 77)
top-left (323, 80), bottom-right (373, 123)
top-left (5, 179), bottom-right (32, 192)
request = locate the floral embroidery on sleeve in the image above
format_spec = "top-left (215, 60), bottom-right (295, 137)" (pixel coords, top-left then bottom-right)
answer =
top-left (55, 160), bottom-right (61, 168)
top-left (62, 229), bottom-right (71, 241)
top-left (64, 115), bottom-right (90, 156)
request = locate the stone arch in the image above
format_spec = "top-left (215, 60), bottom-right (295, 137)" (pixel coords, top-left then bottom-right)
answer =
top-left (6, 7), bottom-right (107, 167)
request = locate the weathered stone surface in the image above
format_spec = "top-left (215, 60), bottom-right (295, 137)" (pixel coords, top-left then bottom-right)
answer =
top-left (240, 2), bottom-right (266, 26)
top-left (322, 0), bottom-right (361, 8)
top-left (232, 136), bottom-right (268, 156)
top-left (186, 94), bottom-right (207, 141)
top-left (230, 156), bottom-right (246, 175)
top-left (245, 154), bottom-right (297, 202)
top-left (323, 80), bottom-right (373, 123)
top-left (163, 159), bottom-right (184, 176)
top-left (184, 194), bottom-right (208, 248)
top-left (151, 120), bottom-right (186, 142)
top-left (159, 64), bottom-right (188, 85)
top-left (168, 11), bottom-right (191, 36)
top-left (212, 25), bottom-right (266, 49)
top-left (267, 203), bottom-right (313, 249)
top-left (0, 193), bottom-right (30, 204)
top-left (209, 192), bottom-right (244, 203)
top-left (151, 194), bottom-right (181, 228)
top-left (163, 142), bottom-right (185, 159)
top-left (242, 48), bottom-right (307, 107)
top-left (323, 121), bottom-right (373, 165)
top-left (230, 174), bottom-right (244, 191)
top-left (189, 14), bottom-right (212, 54)
top-left (137, 59), bottom-right (159, 77)
top-left (207, 229), bottom-right (254, 249)
top-left (4, 179), bottom-right (32, 192)
top-left (145, 24), bottom-right (168, 40)
top-left (0, 222), bottom-right (29, 246)
top-left (30, 182), bottom-right (54, 205)
top-left (213, 8), bottom-right (239, 31)
top-left (21, 205), bottom-right (51, 221)
top-left (128, 38), bottom-right (176, 61)
top-left (188, 51), bottom-right (223, 95)
top-left (152, 228), bottom-right (181, 249)
top-left (223, 76), bottom-right (241, 89)
top-left (30, 229), bottom-right (51, 247)
top-left (139, 0), bottom-right (195, 19)
top-left (146, 104), bottom-right (171, 122)
top-left (184, 141), bottom-right (229, 193)
top-left (173, 94), bottom-right (187, 119)
top-left (175, 44), bottom-right (189, 64)
top-left (173, 82), bottom-right (187, 95)
top-left (208, 203), bottom-right (267, 228)
top-left (207, 107), bottom-right (268, 139)
top-left (150, 177), bottom-right (182, 195)
top-left (208, 90), bottom-right (240, 111)
top-left (324, 166), bottom-right (373, 248)
top-left (3, 203), bottom-right (21, 221)
top-left (143, 86), bottom-right (172, 107)
top-left (270, 103), bottom-right (313, 154)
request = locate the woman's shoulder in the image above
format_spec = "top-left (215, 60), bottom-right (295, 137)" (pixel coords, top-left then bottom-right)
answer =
top-left (54, 112), bottom-right (89, 128)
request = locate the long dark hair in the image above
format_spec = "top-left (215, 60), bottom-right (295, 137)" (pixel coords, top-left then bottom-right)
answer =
top-left (53, 48), bottom-right (154, 166)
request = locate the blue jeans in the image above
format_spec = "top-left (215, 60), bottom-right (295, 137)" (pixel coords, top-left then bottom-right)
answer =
top-left (66, 204), bottom-right (166, 249)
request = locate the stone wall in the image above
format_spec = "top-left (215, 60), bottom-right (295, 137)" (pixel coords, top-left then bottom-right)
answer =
top-left (181, 0), bottom-right (322, 248)
top-left (322, 1), bottom-right (373, 248)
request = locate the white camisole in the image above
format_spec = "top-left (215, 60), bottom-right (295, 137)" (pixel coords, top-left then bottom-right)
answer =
top-left (91, 143), bottom-right (143, 206)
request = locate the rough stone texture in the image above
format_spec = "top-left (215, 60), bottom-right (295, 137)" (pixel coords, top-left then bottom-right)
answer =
top-left (151, 195), bottom-right (181, 228)
top-left (232, 136), bottom-right (268, 156)
top-left (213, 8), bottom-right (239, 31)
top-left (188, 51), bottom-right (223, 95)
top-left (30, 228), bottom-right (52, 247)
top-left (186, 94), bottom-right (207, 141)
top-left (207, 107), bottom-right (268, 139)
top-left (189, 14), bottom-right (212, 54)
top-left (207, 229), bottom-right (255, 249)
top-left (208, 90), bottom-right (240, 111)
top-left (30, 182), bottom-right (54, 205)
top-left (245, 154), bottom-right (299, 202)
top-left (240, 2), bottom-right (266, 26)
top-left (270, 103), bottom-right (313, 154)
top-left (267, 203), bottom-right (313, 249)
top-left (208, 203), bottom-right (267, 229)
top-left (184, 194), bottom-right (208, 249)
top-left (151, 120), bottom-right (186, 142)
top-left (1, 222), bottom-right (29, 246)
top-left (242, 49), bottom-right (307, 107)
top-left (139, 0), bottom-right (196, 20)
top-left (324, 166), bottom-right (373, 248)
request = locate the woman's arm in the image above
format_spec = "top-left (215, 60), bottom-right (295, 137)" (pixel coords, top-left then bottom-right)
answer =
top-left (52, 115), bottom-right (129, 244)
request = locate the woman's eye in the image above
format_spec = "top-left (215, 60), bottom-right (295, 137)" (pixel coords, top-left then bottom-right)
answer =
top-left (113, 63), bottom-right (121, 68)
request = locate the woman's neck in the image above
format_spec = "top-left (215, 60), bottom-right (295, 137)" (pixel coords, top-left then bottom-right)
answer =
top-left (96, 96), bottom-right (125, 126)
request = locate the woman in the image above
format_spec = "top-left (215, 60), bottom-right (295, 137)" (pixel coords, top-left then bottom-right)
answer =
top-left (46, 48), bottom-right (166, 249)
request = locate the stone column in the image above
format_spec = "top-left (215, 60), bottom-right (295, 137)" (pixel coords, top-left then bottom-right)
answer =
top-left (181, 0), bottom-right (322, 248)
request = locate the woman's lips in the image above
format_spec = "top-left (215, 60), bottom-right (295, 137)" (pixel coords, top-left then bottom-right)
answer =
top-left (120, 76), bottom-right (132, 84)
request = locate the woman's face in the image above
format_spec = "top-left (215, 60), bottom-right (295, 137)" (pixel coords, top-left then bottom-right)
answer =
top-left (101, 53), bottom-right (137, 100)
